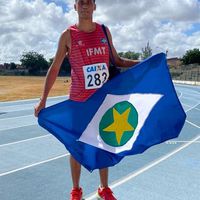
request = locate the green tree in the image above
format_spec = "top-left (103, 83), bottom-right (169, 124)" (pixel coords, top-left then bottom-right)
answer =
top-left (48, 57), bottom-right (54, 67)
top-left (118, 51), bottom-right (140, 60)
top-left (10, 62), bottom-right (17, 70)
top-left (60, 56), bottom-right (71, 75)
top-left (20, 51), bottom-right (48, 75)
top-left (182, 48), bottom-right (200, 65)
top-left (48, 56), bottom-right (71, 76)
top-left (4, 63), bottom-right (10, 69)
top-left (141, 42), bottom-right (152, 60)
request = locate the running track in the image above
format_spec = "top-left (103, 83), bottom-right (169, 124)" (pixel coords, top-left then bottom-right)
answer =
top-left (0, 84), bottom-right (199, 200)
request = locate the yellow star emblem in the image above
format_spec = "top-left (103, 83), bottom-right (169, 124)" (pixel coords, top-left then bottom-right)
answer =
top-left (103, 107), bottom-right (135, 145)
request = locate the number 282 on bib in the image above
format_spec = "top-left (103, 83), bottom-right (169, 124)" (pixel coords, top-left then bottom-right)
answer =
top-left (83, 63), bottom-right (109, 90)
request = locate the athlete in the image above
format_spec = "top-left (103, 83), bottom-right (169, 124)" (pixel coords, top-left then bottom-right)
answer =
top-left (34, 0), bottom-right (139, 199)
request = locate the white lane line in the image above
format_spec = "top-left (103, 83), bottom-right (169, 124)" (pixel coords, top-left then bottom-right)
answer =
top-left (0, 153), bottom-right (70, 177)
top-left (0, 95), bottom-right (67, 104)
top-left (181, 103), bottom-right (192, 107)
top-left (0, 102), bottom-right (195, 133)
top-left (0, 114), bottom-right (33, 121)
top-left (0, 102), bottom-right (54, 113)
top-left (175, 84), bottom-right (200, 90)
top-left (165, 140), bottom-right (200, 145)
top-left (176, 90), bottom-right (183, 99)
top-left (0, 134), bottom-right (50, 148)
top-left (178, 91), bottom-right (182, 98)
top-left (0, 98), bottom-right (68, 113)
top-left (1, 119), bottom-right (199, 148)
top-left (0, 104), bottom-right (34, 112)
top-left (175, 83), bottom-right (200, 89)
top-left (0, 89), bottom-right (198, 145)
top-left (179, 96), bottom-right (198, 101)
top-left (179, 95), bottom-right (200, 100)
top-left (195, 107), bottom-right (200, 111)
top-left (85, 134), bottom-right (200, 200)
top-left (185, 103), bottom-right (200, 112)
top-left (0, 115), bottom-right (37, 132)
top-left (186, 120), bottom-right (200, 129)
top-left (0, 99), bottom-right (192, 130)
top-left (0, 124), bottom-right (37, 132)
top-left (181, 103), bottom-right (200, 111)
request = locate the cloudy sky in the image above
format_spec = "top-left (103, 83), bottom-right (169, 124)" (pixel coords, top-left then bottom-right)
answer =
top-left (0, 0), bottom-right (200, 64)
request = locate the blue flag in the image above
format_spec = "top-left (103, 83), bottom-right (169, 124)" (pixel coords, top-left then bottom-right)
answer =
top-left (38, 53), bottom-right (186, 171)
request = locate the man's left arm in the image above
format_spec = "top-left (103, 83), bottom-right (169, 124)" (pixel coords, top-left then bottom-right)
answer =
top-left (105, 27), bottom-right (140, 68)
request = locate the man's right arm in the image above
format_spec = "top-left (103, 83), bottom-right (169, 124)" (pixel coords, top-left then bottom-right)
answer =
top-left (34, 29), bottom-right (70, 117)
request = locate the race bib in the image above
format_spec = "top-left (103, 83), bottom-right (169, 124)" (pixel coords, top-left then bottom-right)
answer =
top-left (83, 63), bottom-right (109, 89)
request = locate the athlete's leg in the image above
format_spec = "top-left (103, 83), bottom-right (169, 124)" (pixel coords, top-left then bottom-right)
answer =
top-left (98, 168), bottom-right (117, 199)
top-left (70, 155), bottom-right (81, 188)
top-left (99, 168), bottom-right (108, 187)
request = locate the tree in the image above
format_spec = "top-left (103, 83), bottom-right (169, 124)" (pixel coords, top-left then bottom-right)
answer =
top-left (181, 48), bottom-right (200, 65)
top-left (4, 63), bottom-right (10, 69)
top-left (118, 51), bottom-right (140, 60)
top-left (141, 42), bottom-right (152, 60)
top-left (48, 56), bottom-right (71, 76)
top-left (10, 62), bottom-right (17, 70)
top-left (48, 58), bottom-right (54, 67)
top-left (20, 51), bottom-right (48, 75)
top-left (60, 56), bottom-right (71, 75)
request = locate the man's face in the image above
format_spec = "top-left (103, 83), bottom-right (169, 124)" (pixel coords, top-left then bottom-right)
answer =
top-left (74, 0), bottom-right (96, 19)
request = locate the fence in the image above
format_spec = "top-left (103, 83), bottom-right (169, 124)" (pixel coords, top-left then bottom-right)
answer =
top-left (169, 64), bottom-right (200, 82)
top-left (1, 64), bottom-right (200, 82)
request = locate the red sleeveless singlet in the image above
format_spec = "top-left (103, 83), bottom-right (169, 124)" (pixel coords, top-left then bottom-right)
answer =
top-left (68, 23), bottom-right (110, 102)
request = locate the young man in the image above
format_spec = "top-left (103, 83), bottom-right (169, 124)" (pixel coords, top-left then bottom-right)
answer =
top-left (34, 0), bottom-right (138, 199)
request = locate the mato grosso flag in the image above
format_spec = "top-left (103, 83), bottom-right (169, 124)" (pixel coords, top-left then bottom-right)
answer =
top-left (38, 53), bottom-right (186, 171)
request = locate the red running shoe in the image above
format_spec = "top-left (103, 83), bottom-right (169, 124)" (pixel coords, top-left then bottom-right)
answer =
top-left (70, 187), bottom-right (83, 200)
top-left (97, 187), bottom-right (117, 200)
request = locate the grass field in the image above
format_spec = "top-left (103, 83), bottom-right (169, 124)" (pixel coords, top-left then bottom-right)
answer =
top-left (0, 76), bottom-right (71, 102)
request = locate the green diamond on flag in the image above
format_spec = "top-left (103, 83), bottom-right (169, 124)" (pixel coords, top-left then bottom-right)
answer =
top-left (78, 93), bottom-right (163, 153)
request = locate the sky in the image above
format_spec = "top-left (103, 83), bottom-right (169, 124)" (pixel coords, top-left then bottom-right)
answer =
top-left (0, 0), bottom-right (200, 64)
